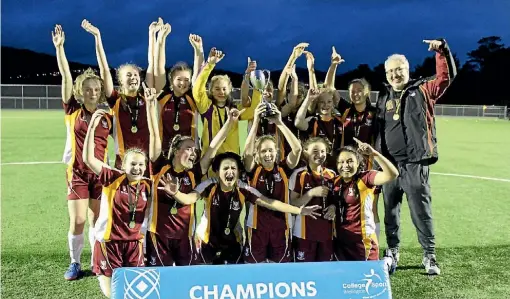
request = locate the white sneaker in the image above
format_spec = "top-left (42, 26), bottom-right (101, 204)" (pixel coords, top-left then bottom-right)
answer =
top-left (390, 248), bottom-right (400, 264)
top-left (422, 254), bottom-right (441, 275)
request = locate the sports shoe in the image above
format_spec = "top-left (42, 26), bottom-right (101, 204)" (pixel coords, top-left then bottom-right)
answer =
top-left (64, 263), bottom-right (82, 280)
top-left (422, 254), bottom-right (441, 275)
top-left (390, 247), bottom-right (400, 264)
top-left (383, 249), bottom-right (397, 275)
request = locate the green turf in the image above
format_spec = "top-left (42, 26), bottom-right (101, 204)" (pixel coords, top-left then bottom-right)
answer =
top-left (1, 110), bottom-right (510, 299)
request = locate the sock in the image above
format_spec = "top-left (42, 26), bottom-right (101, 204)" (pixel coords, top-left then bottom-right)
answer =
top-left (89, 227), bottom-right (96, 267)
top-left (68, 232), bottom-right (84, 264)
top-left (98, 276), bottom-right (112, 298)
top-left (375, 222), bottom-right (381, 241)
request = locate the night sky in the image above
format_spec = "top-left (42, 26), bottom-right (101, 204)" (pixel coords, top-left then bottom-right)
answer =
top-left (2, 0), bottom-right (510, 73)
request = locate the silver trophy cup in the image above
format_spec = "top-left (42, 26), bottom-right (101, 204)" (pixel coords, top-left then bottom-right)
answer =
top-left (248, 69), bottom-right (274, 117)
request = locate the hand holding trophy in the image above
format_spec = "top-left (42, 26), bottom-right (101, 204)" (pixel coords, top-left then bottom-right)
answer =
top-left (248, 64), bottom-right (274, 118)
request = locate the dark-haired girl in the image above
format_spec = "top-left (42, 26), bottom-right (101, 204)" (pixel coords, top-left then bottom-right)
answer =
top-left (144, 89), bottom-right (231, 266)
top-left (328, 139), bottom-right (398, 261)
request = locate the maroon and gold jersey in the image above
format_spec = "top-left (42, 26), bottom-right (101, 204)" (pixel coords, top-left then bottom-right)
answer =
top-left (94, 167), bottom-right (152, 242)
top-left (148, 156), bottom-right (203, 239)
top-left (246, 162), bottom-right (293, 232)
top-left (62, 97), bottom-right (112, 180)
top-left (341, 106), bottom-right (377, 147)
top-left (107, 90), bottom-right (150, 164)
top-left (157, 90), bottom-right (198, 152)
top-left (195, 180), bottom-right (260, 248)
top-left (282, 111), bottom-right (308, 161)
top-left (306, 115), bottom-right (344, 150)
top-left (333, 171), bottom-right (377, 238)
top-left (290, 167), bottom-right (336, 242)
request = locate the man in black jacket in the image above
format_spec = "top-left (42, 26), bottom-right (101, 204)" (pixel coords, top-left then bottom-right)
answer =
top-left (375, 39), bottom-right (457, 275)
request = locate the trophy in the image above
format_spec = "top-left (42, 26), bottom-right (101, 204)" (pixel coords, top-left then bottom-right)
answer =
top-left (249, 69), bottom-right (275, 118)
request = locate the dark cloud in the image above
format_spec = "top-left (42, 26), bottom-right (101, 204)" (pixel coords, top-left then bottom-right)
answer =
top-left (2, 0), bottom-right (510, 72)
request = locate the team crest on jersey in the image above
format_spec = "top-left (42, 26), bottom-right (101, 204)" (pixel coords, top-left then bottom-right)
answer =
top-left (366, 118), bottom-right (373, 126)
top-left (100, 260), bottom-right (107, 270)
top-left (142, 192), bottom-right (148, 202)
top-left (274, 172), bottom-right (282, 182)
top-left (180, 97), bottom-right (186, 104)
top-left (212, 196), bottom-right (220, 206)
top-left (258, 176), bottom-right (265, 182)
top-left (121, 186), bottom-right (128, 194)
top-left (149, 256), bottom-right (157, 266)
top-left (348, 187), bottom-right (355, 196)
top-left (304, 183), bottom-right (312, 190)
top-left (100, 119), bottom-right (109, 129)
top-left (232, 201), bottom-right (241, 211)
top-left (296, 251), bottom-right (305, 261)
top-left (244, 247), bottom-right (250, 256)
top-left (138, 99), bottom-right (144, 106)
top-left (182, 177), bottom-right (191, 186)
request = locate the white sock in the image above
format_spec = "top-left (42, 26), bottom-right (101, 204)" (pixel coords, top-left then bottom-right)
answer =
top-left (89, 227), bottom-right (96, 267)
top-left (68, 232), bottom-right (84, 264)
top-left (375, 222), bottom-right (381, 241)
top-left (98, 276), bottom-right (112, 298)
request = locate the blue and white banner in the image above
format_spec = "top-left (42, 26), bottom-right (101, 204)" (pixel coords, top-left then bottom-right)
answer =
top-left (112, 261), bottom-right (391, 299)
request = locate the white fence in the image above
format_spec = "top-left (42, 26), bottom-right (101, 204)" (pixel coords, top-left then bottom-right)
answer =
top-left (1, 84), bottom-right (508, 119)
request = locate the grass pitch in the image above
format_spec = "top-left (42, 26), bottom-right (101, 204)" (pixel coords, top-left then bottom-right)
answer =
top-left (1, 110), bottom-right (510, 299)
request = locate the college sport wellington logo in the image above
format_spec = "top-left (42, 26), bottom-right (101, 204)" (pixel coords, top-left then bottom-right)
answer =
top-left (342, 269), bottom-right (388, 298)
top-left (123, 268), bottom-right (161, 299)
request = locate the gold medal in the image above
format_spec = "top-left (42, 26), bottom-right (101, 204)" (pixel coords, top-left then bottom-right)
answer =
top-left (393, 114), bottom-right (400, 121)
top-left (173, 124), bottom-right (180, 131)
top-left (131, 126), bottom-right (138, 133)
top-left (170, 207), bottom-right (178, 215)
top-left (129, 221), bottom-right (136, 229)
top-left (386, 99), bottom-right (395, 111)
top-left (224, 228), bottom-right (231, 235)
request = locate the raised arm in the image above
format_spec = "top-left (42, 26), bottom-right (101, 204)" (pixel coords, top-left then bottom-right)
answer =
top-left (83, 110), bottom-right (109, 175)
top-left (268, 105), bottom-right (302, 169)
top-left (147, 19), bottom-right (162, 90)
top-left (421, 39), bottom-right (457, 104)
top-left (241, 57), bottom-right (257, 108)
top-left (192, 48), bottom-right (224, 114)
top-left (154, 21), bottom-right (171, 92)
top-left (82, 20), bottom-right (114, 97)
top-left (200, 107), bottom-right (245, 174)
top-left (243, 103), bottom-right (265, 172)
top-left (304, 51), bottom-right (318, 90)
top-left (189, 34), bottom-right (204, 85)
top-left (354, 138), bottom-right (399, 185)
top-left (280, 65), bottom-right (299, 117)
top-left (294, 89), bottom-right (318, 131)
top-left (324, 46), bottom-right (344, 90)
top-left (277, 43), bottom-right (308, 106)
top-left (52, 25), bottom-right (73, 103)
top-left (143, 83), bottom-right (161, 162)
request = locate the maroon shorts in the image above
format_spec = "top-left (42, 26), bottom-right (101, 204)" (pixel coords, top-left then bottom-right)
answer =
top-left (334, 234), bottom-right (379, 261)
top-left (66, 169), bottom-right (102, 200)
top-left (243, 228), bottom-right (291, 263)
top-left (92, 240), bottom-right (144, 277)
top-left (197, 241), bottom-right (242, 265)
top-left (145, 232), bottom-right (196, 266)
top-left (293, 237), bottom-right (334, 262)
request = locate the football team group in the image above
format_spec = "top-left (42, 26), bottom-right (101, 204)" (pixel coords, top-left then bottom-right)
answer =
top-left (52, 16), bottom-right (456, 297)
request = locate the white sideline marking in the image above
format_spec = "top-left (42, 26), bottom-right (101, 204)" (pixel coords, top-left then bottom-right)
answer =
top-left (430, 172), bottom-right (510, 183)
top-left (1, 161), bottom-right (509, 182)
top-left (1, 161), bottom-right (62, 165)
